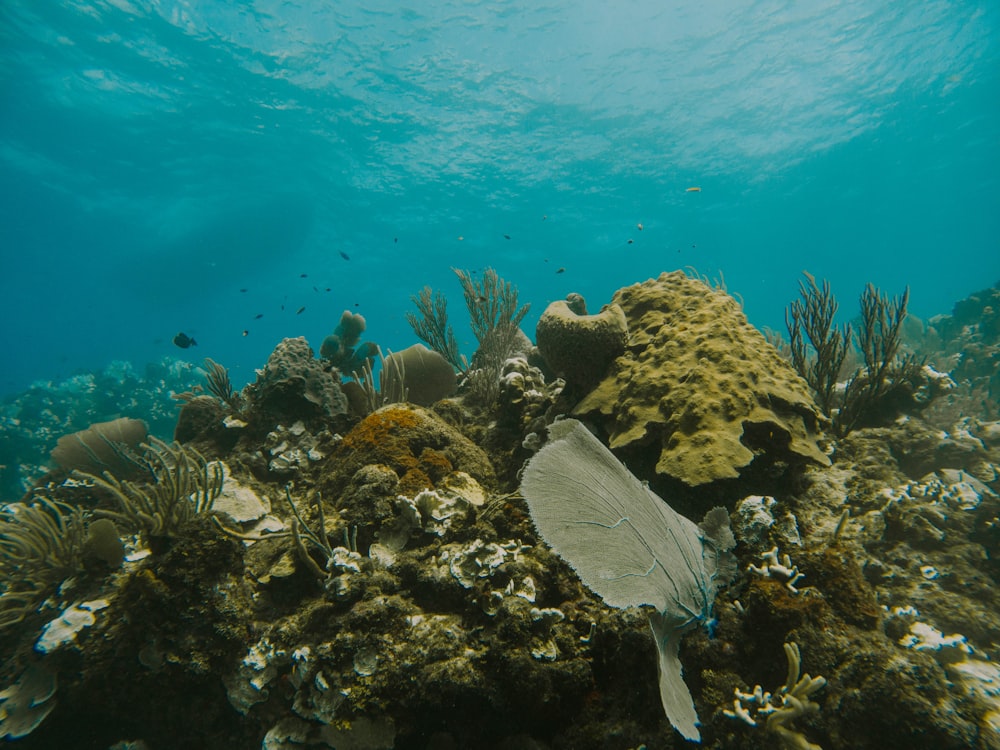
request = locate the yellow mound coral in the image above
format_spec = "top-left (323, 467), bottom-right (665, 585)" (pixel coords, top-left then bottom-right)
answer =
top-left (573, 271), bottom-right (829, 486)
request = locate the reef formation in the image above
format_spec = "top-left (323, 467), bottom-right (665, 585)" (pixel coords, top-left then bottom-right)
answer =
top-left (1, 273), bottom-right (998, 750)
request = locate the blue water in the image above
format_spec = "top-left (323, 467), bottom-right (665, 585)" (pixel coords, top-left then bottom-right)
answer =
top-left (2, 1), bottom-right (998, 396)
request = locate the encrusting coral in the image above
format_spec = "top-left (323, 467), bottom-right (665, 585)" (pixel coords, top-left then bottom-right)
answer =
top-left (573, 270), bottom-right (830, 487)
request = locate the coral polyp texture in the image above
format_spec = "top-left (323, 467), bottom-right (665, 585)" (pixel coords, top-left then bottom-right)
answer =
top-left (574, 271), bottom-right (830, 486)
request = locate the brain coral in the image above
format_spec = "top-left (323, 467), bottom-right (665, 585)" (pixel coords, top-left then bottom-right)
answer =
top-left (573, 271), bottom-right (830, 486)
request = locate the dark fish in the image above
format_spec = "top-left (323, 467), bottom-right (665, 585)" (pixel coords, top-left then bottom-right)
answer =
top-left (296, 306), bottom-right (306, 315)
top-left (300, 273), bottom-right (308, 278)
top-left (254, 314), bottom-right (263, 319)
top-left (173, 332), bottom-right (196, 349)
top-left (503, 234), bottom-right (511, 240)
top-left (313, 286), bottom-right (319, 292)
top-left (340, 251), bottom-right (350, 261)
top-left (239, 288), bottom-right (248, 293)
top-left (394, 237), bottom-right (398, 243)
top-left (242, 330), bottom-right (249, 337)
top-left (556, 267), bottom-right (565, 274)
top-left (325, 287), bottom-right (331, 292)
top-left (627, 239), bottom-right (633, 244)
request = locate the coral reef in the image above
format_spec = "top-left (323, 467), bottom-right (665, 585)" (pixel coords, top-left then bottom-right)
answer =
top-left (1, 275), bottom-right (998, 750)
top-left (574, 271), bottom-right (830, 488)
top-left (0, 358), bottom-right (202, 500)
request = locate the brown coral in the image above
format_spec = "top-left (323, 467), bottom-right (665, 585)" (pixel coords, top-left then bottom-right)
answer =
top-left (574, 271), bottom-right (829, 486)
top-left (324, 405), bottom-right (496, 500)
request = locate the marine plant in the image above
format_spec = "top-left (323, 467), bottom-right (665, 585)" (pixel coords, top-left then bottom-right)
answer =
top-left (406, 286), bottom-right (466, 373)
top-left (203, 357), bottom-right (245, 412)
top-left (349, 347), bottom-right (408, 414)
top-left (786, 274), bottom-right (921, 436)
top-left (459, 268), bottom-right (531, 405)
top-left (786, 272), bottom-right (851, 417)
top-left (836, 283), bottom-right (922, 435)
top-left (407, 267), bottom-right (530, 405)
top-left (75, 437), bottom-right (223, 543)
top-left (0, 497), bottom-right (89, 629)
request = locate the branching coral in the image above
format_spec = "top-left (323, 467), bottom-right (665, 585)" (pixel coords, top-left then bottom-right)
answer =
top-left (76, 437), bottom-right (223, 541)
top-left (0, 497), bottom-right (89, 629)
top-left (723, 642), bottom-right (826, 749)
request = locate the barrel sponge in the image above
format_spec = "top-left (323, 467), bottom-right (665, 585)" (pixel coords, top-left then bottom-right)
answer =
top-left (573, 271), bottom-right (830, 486)
top-left (536, 296), bottom-right (629, 391)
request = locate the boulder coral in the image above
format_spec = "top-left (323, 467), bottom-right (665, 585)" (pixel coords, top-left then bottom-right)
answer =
top-left (574, 271), bottom-right (830, 486)
top-left (322, 404), bottom-right (496, 501)
top-left (242, 337), bottom-right (348, 425)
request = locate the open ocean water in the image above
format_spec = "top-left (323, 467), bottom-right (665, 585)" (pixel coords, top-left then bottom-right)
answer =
top-left (1, 0), bottom-right (998, 396)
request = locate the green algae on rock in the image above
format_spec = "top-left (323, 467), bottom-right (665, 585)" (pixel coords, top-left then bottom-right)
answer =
top-left (573, 270), bottom-right (830, 486)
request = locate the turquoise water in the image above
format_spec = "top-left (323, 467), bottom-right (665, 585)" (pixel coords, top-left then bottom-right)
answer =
top-left (1, 0), bottom-right (998, 396)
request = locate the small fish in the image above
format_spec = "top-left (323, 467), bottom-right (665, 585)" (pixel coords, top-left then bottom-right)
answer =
top-left (300, 273), bottom-right (308, 278)
top-left (296, 306), bottom-right (306, 315)
top-left (173, 332), bottom-right (197, 349)
top-left (627, 239), bottom-right (633, 245)
top-left (281, 304), bottom-right (285, 311)
top-left (354, 302), bottom-right (360, 307)
top-left (457, 236), bottom-right (464, 241)
top-left (339, 251), bottom-right (350, 261)
top-left (242, 329), bottom-right (249, 337)
top-left (556, 267), bottom-right (565, 274)
top-left (313, 286), bottom-right (319, 292)
top-left (542, 215), bottom-right (547, 220)
top-left (686, 186), bottom-right (701, 193)
top-left (394, 237), bottom-right (398, 243)
top-left (325, 287), bottom-right (331, 292)
top-left (476, 295), bottom-right (488, 303)
top-left (503, 234), bottom-right (511, 240)
top-left (254, 313), bottom-right (263, 319)
top-left (637, 223), bottom-right (643, 231)
top-left (239, 288), bottom-right (248, 293)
